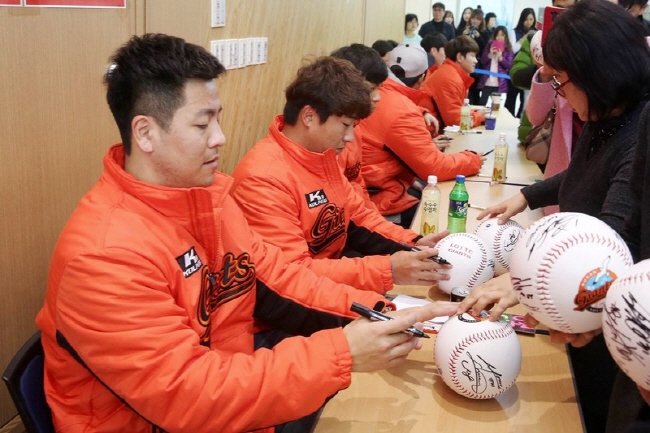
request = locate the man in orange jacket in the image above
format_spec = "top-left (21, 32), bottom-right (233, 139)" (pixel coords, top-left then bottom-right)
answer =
top-left (422, 35), bottom-right (486, 129)
top-left (35, 34), bottom-right (457, 432)
top-left (231, 55), bottom-right (454, 294)
top-left (358, 43), bottom-right (484, 227)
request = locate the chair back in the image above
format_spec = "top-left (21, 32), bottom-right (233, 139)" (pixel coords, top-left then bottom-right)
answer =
top-left (2, 331), bottom-right (55, 433)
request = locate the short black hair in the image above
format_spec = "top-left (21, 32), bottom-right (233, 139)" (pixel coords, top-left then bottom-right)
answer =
top-left (618, 0), bottom-right (649, 8)
top-left (104, 34), bottom-right (225, 154)
top-left (405, 13), bottom-right (419, 31)
top-left (331, 43), bottom-right (388, 86)
top-left (371, 39), bottom-right (395, 58)
top-left (432, 2), bottom-right (446, 10)
top-left (421, 32), bottom-right (447, 52)
top-left (445, 35), bottom-right (479, 61)
top-left (544, 0), bottom-right (650, 120)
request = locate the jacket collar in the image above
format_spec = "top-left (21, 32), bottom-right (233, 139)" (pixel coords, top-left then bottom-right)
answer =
top-left (441, 58), bottom-right (475, 88)
top-left (268, 115), bottom-right (341, 177)
top-left (103, 144), bottom-right (232, 220)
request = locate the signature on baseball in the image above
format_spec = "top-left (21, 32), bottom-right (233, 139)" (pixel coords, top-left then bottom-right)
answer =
top-left (604, 293), bottom-right (650, 366)
top-left (461, 352), bottom-right (503, 394)
top-left (525, 214), bottom-right (578, 260)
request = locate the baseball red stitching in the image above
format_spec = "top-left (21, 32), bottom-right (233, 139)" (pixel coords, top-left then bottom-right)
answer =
top-left (444, 324), bottom-right (517, 399)
top-left (535, 232), bottom-right (632, 333)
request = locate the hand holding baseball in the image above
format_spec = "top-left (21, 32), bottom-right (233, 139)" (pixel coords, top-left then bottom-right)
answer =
top-left (416, 230), bottom-right (449, 248)
top-left (525, 315), bottom-right (602, 347)
top-left (390, 248), bottom-right (452, 286)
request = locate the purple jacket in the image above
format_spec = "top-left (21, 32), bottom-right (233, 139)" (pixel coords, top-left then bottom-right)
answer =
top-left (478, 41), bottom-right (514, 92)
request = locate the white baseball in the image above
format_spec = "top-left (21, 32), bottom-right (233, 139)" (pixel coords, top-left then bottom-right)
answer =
top-left (602, 259), bottom-right (650, 390)
top-left (475, 218), bottom-right (524, 275)
top-left (434, 313), bottom-right (522, 399)
top-left (435, 233), bottom-right (494, 294)
top-left (510, 212), bottom-right (633, 334)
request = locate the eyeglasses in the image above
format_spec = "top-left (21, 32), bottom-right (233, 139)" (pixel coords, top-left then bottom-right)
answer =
top-left (551, 75), bottom-right (570, 97)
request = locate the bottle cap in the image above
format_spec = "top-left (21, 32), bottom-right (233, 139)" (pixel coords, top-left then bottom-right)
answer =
top-left (498, 133), bottom-right (507, 139)
top-left (455, 174), bottom-right (466, 183)
top-left (463, 98), bottom-right (470, 104)
top-left (427, 175), bottom-right (438, 185)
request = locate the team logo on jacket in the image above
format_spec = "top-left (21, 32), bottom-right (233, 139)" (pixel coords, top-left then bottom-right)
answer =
top-left (343, 161), bottom-right (361, 182)
top-left (176, 246), bottom-right (203, 278)
top-left (308, 203), bottom-right (346, 255)
top-left (305, 189), bottom-right (329, 209)
top-left (197, 252), bottom-right (255, 344)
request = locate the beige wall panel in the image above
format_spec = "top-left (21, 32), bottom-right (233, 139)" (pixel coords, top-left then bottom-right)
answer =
top-left (364, 0), bottom-right (405, 46)
top-left (145, 0), bottom-right (366, 175)
top-left (0, 4), bottom-right (140, 425)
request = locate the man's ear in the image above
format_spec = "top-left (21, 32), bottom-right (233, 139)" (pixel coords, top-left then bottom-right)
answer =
top-left (131, 115), bottom-right (156, 153)
top-left (300, 105), bottom-right (316, 127)
top-left (456, 52), bottom-right (465, 63)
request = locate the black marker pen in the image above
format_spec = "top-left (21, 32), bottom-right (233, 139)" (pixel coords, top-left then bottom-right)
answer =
top-left (398, 243), bottom-right (451, 265)
top-left (350, 302), bottom-right (430, 338)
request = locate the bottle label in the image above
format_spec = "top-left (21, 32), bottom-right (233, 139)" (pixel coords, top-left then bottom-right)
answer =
top-left (460, 114), bottom-right (472, 131)
top-left (420, 199), bottom-right (439, 235)
top-left (423, 200), bottom-right (438, 214)
top-left (449, 200), bottom-right (468, 217)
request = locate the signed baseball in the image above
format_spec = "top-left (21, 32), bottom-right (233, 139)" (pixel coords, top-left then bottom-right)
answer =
top-left (510, 212), bottom-right (633, 333)
top-left (475, 218), bottom-right (524, 275)
top-left (602, 259), bottom-right (650, 390)
top-left (434, 313), bottom-right (522, 399)
top-left (435, 233), bottom-right (495, 294)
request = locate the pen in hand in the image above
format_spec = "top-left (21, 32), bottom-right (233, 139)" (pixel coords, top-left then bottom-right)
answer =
top-left (398, 243), bottom-right (452, 265)
top-left (482, 149), bottom-right (494, 156)
top-left (350, 302), bottom-right (430, 338)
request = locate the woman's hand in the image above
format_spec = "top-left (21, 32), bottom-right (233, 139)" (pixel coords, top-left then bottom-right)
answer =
top-left (524, 315), bottom-right (602, 348)
top-left (456, 273), bottom-right (519, 320)
top-left (477, 192), bottom-right (528, 223)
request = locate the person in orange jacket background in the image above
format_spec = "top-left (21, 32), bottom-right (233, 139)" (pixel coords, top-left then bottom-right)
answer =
top-left (422, 35), bottom-right (485, 128)
top-left (357, 43), bottom-right (484, 228)
top-left (231, 55), bottom-right (454, 294)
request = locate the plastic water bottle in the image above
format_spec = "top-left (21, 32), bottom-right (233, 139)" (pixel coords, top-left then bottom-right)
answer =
top-left (420, 175), bottom-right (441, 235)
top-left (491, 133), bottom-right (509, 184)
top-left (447, 175), bottom-right (469, 233)
top-left (460, 98), bottom-right (472, 131)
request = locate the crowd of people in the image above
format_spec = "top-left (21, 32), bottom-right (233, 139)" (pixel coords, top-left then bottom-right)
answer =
top-left (32, 0), bottom-right (650, 432)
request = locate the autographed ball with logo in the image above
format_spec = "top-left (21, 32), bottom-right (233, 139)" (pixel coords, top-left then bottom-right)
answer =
top-left (435, 233), bottom-right (495, 294)
top-left (602, 259), bottom-right (650, 390)
top-left (434, 313), bottom-right (522, 399)
top-left (475, 218), bottom-right (524, 276)
top-left (510, 212), bottom-right (633, 334)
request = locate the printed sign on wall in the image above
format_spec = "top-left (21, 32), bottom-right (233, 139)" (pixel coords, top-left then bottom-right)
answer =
top-left (25, 0), bottom-right (125, 7)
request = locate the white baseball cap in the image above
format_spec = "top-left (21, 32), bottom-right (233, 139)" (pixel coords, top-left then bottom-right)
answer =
top-left (388, 43), bottom-right (428, 78)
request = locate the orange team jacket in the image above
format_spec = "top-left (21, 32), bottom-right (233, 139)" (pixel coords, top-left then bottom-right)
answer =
top-left (36, 145), bottom-right (391, 433)
top-left (337, 128), bottom-right (379, 211)
top-left (422, 58), bottom-right (485, 128)
top-left (231, 115), bottom-right (421, 294)
top-left (357, 78), bottom-right (482, 215)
